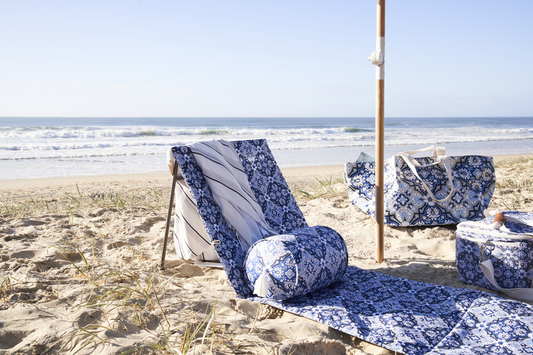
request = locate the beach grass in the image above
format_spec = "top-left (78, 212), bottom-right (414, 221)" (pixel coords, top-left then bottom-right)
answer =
top-left (292, 175), bottom-right (346, 201)
top-left (0, 185), bottom-right (167, 220)
top-left (0, 182), bottom-right (258, 354)
top-left (288, 156), bottom-right (533, 212)
top-left (17, 233), bottom-right (234, 354)
top-left (492, 156), bottom-right (533, 211)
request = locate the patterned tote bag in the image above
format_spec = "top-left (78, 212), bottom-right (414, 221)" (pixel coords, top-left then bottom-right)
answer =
top-left (345, 146), bottom-right (496, 226)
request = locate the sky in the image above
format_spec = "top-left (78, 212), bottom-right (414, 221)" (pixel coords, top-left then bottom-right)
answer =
top-left (1, 0), bottom-right (532, 118)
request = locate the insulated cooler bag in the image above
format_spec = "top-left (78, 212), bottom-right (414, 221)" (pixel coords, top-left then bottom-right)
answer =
top-left (456, 211), bottom-right (533, 300)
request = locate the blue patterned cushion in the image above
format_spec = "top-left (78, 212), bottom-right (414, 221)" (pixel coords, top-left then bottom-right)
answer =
top-left (232, 140), bottom-right (308, 234)
top-left (173, 139), bottom-right (308, 298)
top-left (244, 226), bottom-right (348, 301)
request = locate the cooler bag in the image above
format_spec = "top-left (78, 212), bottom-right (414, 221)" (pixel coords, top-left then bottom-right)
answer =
top-left (344, 146), bottom-right (496, 226)
top-left (456, 211), bottom-right (533, 300)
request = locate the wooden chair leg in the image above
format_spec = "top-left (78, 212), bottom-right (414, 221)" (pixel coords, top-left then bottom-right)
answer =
top-left (160, 163), bottom-right (178, 270)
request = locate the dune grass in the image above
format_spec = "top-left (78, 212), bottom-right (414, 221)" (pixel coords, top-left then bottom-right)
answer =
top-left (0, 184), bottom-right (167, 220)
top-left (0, 185), bottom-right (233, 354)
top-left (491, 156), bottom-right (533, 211)
top-left (292, 175), bottom-right (346, 201)
top-left (289, 156), bottom-right (533, 212)
top-left (0, 274), bottom-right (11, 302)
top-left (28, 237), bottom-right (234, 354)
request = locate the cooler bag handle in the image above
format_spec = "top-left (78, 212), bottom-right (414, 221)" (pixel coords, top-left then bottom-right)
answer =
top-left (480, 259), bottom-right (533, 300)
top-left (501, 214), bottom-right (533, 233)
top-left (487, 210), bottom-right (533, 236)
top-left (399, 148), bottom-right (454, 203)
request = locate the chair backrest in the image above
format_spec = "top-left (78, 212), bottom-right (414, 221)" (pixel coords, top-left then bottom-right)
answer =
top-left (172, 139), bottom-right (307, 298)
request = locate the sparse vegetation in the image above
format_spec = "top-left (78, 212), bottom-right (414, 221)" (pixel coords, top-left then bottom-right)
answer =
top-left (0, 185), bottom-right (166, 219)
top-left (491, 156), bottom-right (533, 211)
top-left (0, 182), bottom-right (273, 354)
top-left (292, 175), bottom-right (346, 201)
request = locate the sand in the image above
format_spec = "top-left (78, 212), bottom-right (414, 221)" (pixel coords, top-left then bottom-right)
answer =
top-left (1, 154), bottom-right (533, 354)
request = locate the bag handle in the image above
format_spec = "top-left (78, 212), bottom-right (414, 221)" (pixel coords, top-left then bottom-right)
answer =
top-left (480, 259), bottom-right (533, 300)
top-left (504, 215), bottom-right (533, 228)
top-left (399, 151), bottom-right (454, 203)
top-left (402, 145), bottom-right (446, 157)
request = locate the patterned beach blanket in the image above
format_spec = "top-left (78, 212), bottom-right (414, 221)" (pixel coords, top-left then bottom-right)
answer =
top-left (261, 267), bottom-right (533, 354)
top-left (171, 139), bottom-right (533, 355)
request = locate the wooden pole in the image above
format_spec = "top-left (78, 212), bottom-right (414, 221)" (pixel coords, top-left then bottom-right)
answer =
top-left (375, 0), bottom-right (385, 263)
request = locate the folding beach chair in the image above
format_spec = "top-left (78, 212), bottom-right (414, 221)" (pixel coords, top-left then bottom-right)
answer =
top-left (160, 150), bottom-right (219, 269)
top-left (161, 139), bottom-right (533, 355)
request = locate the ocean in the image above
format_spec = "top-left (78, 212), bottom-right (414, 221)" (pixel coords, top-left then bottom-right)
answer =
top-left (1, 117), bottom-right (532, 180)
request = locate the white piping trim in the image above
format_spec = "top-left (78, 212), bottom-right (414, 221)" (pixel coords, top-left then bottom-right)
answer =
top-left (459, 222), bottom-right (533, 239)
top-left (457, 234), bottom-right (527, 246)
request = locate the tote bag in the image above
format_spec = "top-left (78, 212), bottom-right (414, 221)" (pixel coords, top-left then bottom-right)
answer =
top-left (344, 146), bottom-right (496, 226)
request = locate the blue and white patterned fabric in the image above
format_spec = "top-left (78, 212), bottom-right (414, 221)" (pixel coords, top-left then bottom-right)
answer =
top-left (244, 226), bottom-right (348, 300)
top-left (259, 268), bottom-right (533, 355)
top-left (172, 139), bottom-right (307, 297)
top-left (456, 211), bottom-right (533, 291)
top-left (345, 154), bottom-right (496, 226)
top-left (172, 139), bottom-right (533, 355)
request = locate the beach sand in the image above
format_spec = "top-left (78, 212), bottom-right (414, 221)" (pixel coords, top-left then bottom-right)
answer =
top-left (1, 155), bottom-right (533, 354)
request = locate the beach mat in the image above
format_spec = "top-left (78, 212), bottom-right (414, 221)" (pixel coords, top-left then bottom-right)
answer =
top-left (261, 266), bottom-right (533, 354)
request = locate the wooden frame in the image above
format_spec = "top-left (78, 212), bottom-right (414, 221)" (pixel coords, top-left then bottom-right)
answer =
top-left (160, 162), bottom-right (178, 270)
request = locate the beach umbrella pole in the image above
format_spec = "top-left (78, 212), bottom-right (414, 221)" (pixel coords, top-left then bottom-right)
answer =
top-left (369, 0), bottom-right (385, 263)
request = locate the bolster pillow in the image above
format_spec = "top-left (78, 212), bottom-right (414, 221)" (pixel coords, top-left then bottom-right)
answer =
top-left (244, 226), bottom-right (348, 301)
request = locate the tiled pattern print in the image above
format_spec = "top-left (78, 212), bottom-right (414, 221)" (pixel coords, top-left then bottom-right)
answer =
top-left (345, 155), bottom-right (496, 226)
top-left (457, 212), bottom-right (533, 290)
top-left (172, 139), bottom-right (307, 297)
top-left (244, 226), bottom-right (348, 301)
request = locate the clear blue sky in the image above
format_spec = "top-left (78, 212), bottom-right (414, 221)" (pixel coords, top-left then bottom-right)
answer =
top-left (1, 0), bottom-right (532, 118)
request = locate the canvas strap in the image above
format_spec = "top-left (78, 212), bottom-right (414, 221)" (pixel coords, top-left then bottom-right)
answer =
top-left (402, 145), bottom-right (446, 157)
top-left (478, 211), bottom-right (533, 300)
top-left (500, 215), bottom-right (533, 236)
top-left (399, 147), bottom-right (454, 203)
top-left (479, 259), bottom-right (533, 300)
top-left (486, 210), bottom-right (533, 236)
